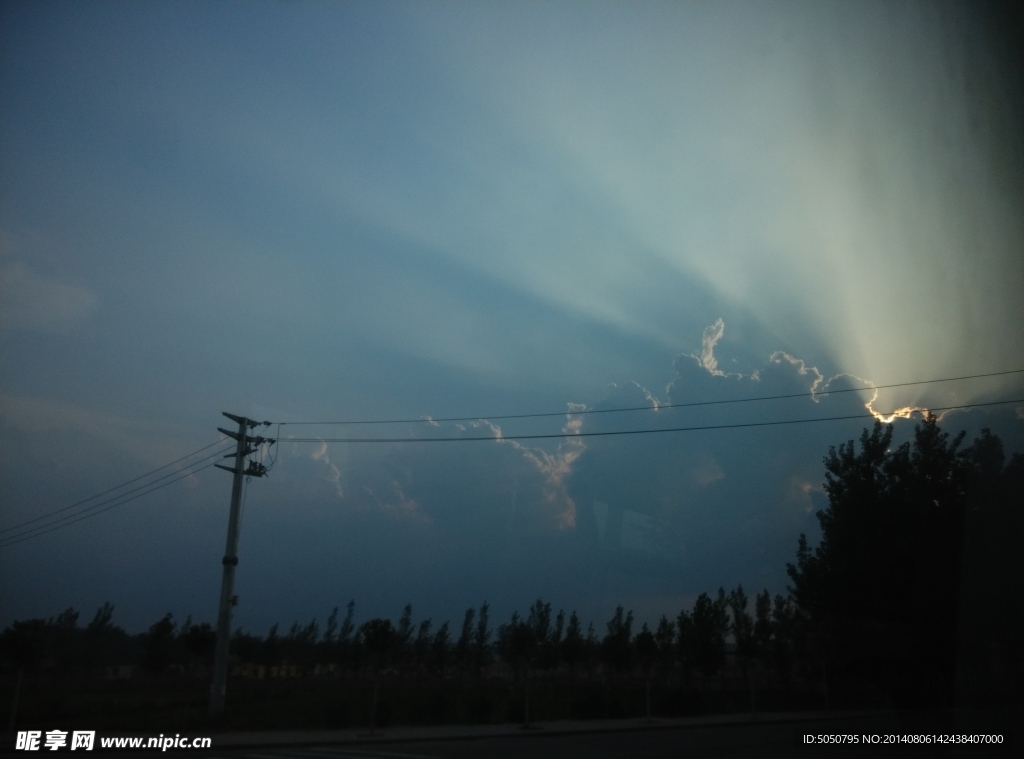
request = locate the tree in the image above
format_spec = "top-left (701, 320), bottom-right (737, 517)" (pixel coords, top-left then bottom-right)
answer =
top-left (497, 612), bottom-right (537, 726)
top-left (144, 614), bottom-right (177, 673)
top-left (361, 618), bottom-right (396, 670)
top-left (324, 607), bottom-right (339, 647)
top-left (431, 622), bottom-right (451, 672)
top-left (336, 601), bottom-right (357, 674)
top-left (654, 615), bottom-right (676, 687)
top-left (413, 618), bottom-right (433, 673)
top-left (690, 590), bottom-right (728, 680)
top-left (395, 604), bottom-right (414, 670)
top-left (728, 586), bottom-right (757, 714)
top-left (1, 619), bottom-right (48, 731)
top-left (455, 607), bottom-right (476, 677)
top-left (633, 623), bottom-right (657, 719)
top-left (561, 611), bottom-right (584, 678)
top-left (561, 611), bottom-right (585, 716)
top-left (474, 602), bottom-right (491, 674)
top-left (83, 602), bottom-right (117, 670)
top-left (179, 621), bottom-right (215, 671)
top-left (786, 417), bottom-right (1017, 705)
top-left (770, 594), bottom-right (799, 690)
top-left (360, 618), bottom-right (396, 732)
top-left (602, 605), bottom-right (633, 678)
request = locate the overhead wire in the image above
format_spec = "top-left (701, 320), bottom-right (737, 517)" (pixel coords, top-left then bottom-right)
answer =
top-left (3, 370), bottom-right (1020, 547)
top-left (0, 458), bottom-right (226, 549)
top-left (0, 445), bottom-right (235, 546)
top-left (0, 438), bottom-right (229, 535)
top-left (276, 398), bottom-right (1024, 444)
top-left (274, 368), bottom-right (1024, 426)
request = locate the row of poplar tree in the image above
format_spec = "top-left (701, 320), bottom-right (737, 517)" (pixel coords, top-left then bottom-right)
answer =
top-left (3, 416), bottom-right (1022, 708)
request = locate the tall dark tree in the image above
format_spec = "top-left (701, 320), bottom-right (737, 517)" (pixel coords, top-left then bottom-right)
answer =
top-left (337, 601), bottom-right (357, 675)
top-left (634, 623), bottom-right (657, 719)
top-left (728, 586), bottom-right (757, 714)
top-left (602, 605), bottom-right (634, 678)
top-left (360, 618), bottom-right (396, 732)
top-left (413, 619), bottom-right (433, 673)
top-left (561, 611), bottom-right (584, 678)
top-left (455, 607), bottom-right (476, 677)
top-left (690, 590), bottom-right (729, 680)
top-left (654, 615), bottom-right (676, 687)
top-left (786, 417), bottom-right (1020, 705)
top-left (497, 612), bottom-right (538, 726)
top-left (431, 622), bottom-right (451, 672)
top-left (179, 620), bottom-right (215, 671)
top-left (144, 614), bottom-right (177, 673)
top-left (395, 604), bottom-right (414, 669)
top-left (474, 602), bottom-right (491, 674)
top-left (83, 602), bottom-right (118, 670)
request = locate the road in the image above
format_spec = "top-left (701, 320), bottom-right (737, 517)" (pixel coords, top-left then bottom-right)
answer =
top-left (127, 712), bottom-right (1017, 759)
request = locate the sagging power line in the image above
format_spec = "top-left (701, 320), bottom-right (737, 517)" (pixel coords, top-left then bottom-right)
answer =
top-left (0, 446), bottom-right (235, 548)
top-left (0, 439), bottom-right (231, 537)
top-left (276, 398), bottom-right (1024, 445)
top-left (274, 368), bottom-right (1024, 426)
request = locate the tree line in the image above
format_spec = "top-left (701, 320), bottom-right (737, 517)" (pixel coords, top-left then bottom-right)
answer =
top-left (3, 416), bottom-right (1021, 716)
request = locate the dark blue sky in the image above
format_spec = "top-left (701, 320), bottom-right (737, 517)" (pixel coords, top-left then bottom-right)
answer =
top-left (2, 0), bottom-right (1022, 636)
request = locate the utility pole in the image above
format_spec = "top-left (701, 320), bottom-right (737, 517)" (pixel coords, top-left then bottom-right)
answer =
top-left (208, 412), bottom-right (272, 723)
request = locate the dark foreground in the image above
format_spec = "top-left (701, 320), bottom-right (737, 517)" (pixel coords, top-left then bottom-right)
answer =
top-left (59, 709), bottom-right (1020, 759)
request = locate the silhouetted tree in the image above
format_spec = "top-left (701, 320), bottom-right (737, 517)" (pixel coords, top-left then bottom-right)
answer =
top-left (144, 614), bottom-right (177, 673)
top-left (729, 586), bottom-right (757, 714)
top-left (1, 618), bottom-right (48, 732)
top-left (0, 619), bottom-right (48, 673)
top-left (82, 602), bottom-right (119, 671)
top-left (526, 599), bottom-right (560, 673)
top-left (602, 606), bottom-right (633, 679)
top-left (179, 620), bottom-right (215, 671)
top-left (770, 594), bottom-right (799, 691)
top-left (497, 612), bottom-right (537, 726)
top-left (431, 622), bottom-right (451, 672)
top-left (413, 619), bottom-right (432, 673)
top-left (561, 611), bottom-right (585, 715)
top-left (561, 611), bottom-right (585, 679)
top-left (263, 623), bottom-right (280, 668)
top-left (231, 629), bottom-right (262, 668)
top-left (337, 601), bottom-right (357, 675)
top-left (634, 623), bottom-right (657, 719)
top-left (323, 606), bottom-right (339, 651)
top-left (455, 607), bottom-right (475, 678)
top-left (474, 602), bottom-right (491, 674)
top-left (360, 618), bottom-right (396, 732)
top-left (691, 590), bottom-right (729, 680)
top-left (786, 417), bottom-right (1021, 706)
top-left (284, 618), bottom-right (319, 675)
top-left (654, 615), bottom-right (676, 687)
top-left (395, 604), bottom-right (414, 668)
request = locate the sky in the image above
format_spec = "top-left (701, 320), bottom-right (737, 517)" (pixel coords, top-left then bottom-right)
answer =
top-left (1, 0), bottom-right (1023, 638)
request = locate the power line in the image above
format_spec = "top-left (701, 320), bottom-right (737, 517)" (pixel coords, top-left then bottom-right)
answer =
top-left (0, 458), bottom-right (225, 549)
top-left (275, 368), bottom-right (1024, 426)
top-left (0, 446), bottom-right (234, 546)
top-left (0, 438), bottom-right (229, 535)
top-left (276, 398), bottom-right (1024, 444)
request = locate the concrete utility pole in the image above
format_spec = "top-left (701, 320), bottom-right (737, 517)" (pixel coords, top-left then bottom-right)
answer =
top-left (208, 412), bottom-right (271, 723)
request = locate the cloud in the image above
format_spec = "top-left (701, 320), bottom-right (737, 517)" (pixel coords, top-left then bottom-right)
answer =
top-left (691, 318), bottom-right (733, 377)
top-left (692, 455), bottom-right (724, 488)
top-left (0, 261), bottom-right (97, 332)
top-left (465, 412), bottom-right (585, 529)
top-left (360, 481), bottom-right (426, 523)
top-left (310, 441), bottom-right (344, 499)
